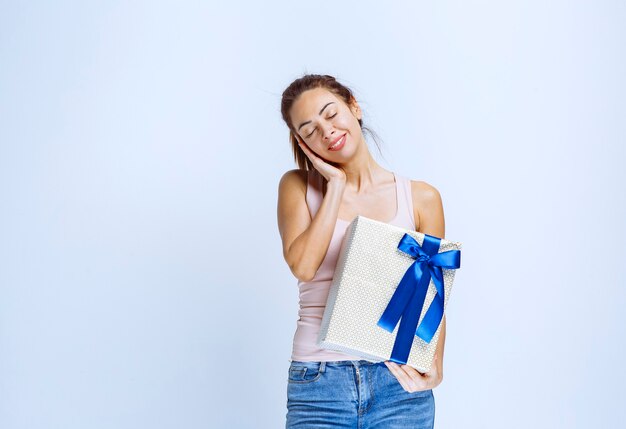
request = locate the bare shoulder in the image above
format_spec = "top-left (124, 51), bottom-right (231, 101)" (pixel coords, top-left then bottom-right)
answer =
top-left (278, 168), bottom-right (307, 194)
top-left (410, 180), bottom-right (442, 203)
top-left (409, 180), bottom-right (445, 237)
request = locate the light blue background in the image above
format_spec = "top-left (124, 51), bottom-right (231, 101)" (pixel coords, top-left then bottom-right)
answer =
top-left (1, 1), bottom-right (624, 428)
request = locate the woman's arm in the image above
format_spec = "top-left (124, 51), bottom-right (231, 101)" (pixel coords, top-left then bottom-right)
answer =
top-left (277, 169), bottom-right (346, 282)
top-left (412, 180), bottom-right (446, 381)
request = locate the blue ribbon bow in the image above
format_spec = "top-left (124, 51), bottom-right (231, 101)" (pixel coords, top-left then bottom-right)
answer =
top-left (376, 233), bottom-right (461, 365)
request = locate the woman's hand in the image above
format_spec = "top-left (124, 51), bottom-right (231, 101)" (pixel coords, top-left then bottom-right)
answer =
top-left (296, 136), bottom-right (346, 184)
top-left (384, 354), bottom-right (442, 393)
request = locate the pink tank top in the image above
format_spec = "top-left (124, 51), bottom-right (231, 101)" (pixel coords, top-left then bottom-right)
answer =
top-left (290, 169), bottom-right (417, 362)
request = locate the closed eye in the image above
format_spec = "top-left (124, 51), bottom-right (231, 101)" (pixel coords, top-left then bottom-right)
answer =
top-left (306, 113), bottom-right (337, 138)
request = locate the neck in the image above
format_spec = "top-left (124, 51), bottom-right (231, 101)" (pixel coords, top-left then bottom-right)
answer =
top-left (339, 138), bottom-right (387, 194)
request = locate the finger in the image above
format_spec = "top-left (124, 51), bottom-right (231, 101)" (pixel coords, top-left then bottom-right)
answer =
top-left (296, 136), bottom-right (309, 152)
top-left (389, 362), bottom-right (421, 391)
top-left (385, 362), bottom-right (410, 391)
top-left (297, 140), bottom-right (318, 161)
top-left (398, 364), bottom-right (428, 391)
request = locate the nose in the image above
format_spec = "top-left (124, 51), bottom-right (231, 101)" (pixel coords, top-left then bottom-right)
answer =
top-left (321, 124), bottom-right (336, 141)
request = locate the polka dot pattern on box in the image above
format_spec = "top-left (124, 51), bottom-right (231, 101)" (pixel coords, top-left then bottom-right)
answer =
top-left (317, 216), bottom-right (462, 372)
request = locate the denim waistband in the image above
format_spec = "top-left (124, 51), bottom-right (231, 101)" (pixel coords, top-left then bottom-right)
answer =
top-left (289, 359), bottom-right (385, 372)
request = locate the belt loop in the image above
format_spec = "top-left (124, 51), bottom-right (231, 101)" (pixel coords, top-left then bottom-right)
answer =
top-left (319, 361), bottom-right (326, 373)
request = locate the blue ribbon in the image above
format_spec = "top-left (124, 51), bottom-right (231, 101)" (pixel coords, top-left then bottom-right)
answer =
top-left (376, 233), bottom-right (461, 365)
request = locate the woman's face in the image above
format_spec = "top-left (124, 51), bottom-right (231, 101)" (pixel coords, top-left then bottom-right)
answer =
top-left (289, 87), bottom-right (362, 163)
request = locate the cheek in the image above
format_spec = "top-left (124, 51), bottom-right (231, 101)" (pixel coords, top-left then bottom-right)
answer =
top-left (338, 115), bottom-right (359, 131)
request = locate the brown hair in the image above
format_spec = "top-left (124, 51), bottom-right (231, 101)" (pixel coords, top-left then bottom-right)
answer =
top-left (280, 74), bottom-right (383, 171)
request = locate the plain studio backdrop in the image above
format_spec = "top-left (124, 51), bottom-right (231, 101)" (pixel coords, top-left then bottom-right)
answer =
top-left (1, 1), bottom-right (624, 428)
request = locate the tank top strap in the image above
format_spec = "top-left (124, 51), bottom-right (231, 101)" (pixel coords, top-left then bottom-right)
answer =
top-left (305, 169), bottom-right (324, 219)
top-left (394, 173), bottom-right (417, 229)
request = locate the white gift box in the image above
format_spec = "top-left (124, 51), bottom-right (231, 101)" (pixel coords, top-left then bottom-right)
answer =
top-left (317, 215), bottom-right (462, 373)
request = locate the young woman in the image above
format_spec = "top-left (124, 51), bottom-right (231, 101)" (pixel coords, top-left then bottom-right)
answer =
top-left (277, 74), bottom-right (447, 428)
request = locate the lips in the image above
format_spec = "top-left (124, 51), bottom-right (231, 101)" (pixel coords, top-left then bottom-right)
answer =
top-left (328, 133), bottom-right (346, 150)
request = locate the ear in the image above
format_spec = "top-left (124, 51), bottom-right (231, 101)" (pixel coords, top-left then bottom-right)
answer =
top-left (349, 97), bottom-right (362, 120)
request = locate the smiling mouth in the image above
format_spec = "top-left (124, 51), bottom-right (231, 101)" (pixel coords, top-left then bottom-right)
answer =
top-left (328, 134), bottom-right (346, 150)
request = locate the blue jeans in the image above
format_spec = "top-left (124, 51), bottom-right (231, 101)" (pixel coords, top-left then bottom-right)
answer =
top-left (286, 360), bottom-right (435, 428)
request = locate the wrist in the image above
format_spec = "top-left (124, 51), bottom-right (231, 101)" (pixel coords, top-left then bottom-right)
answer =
top-left (432, 374), bottom-right (443, 389)
top-left (327, 177), bottom-right (346, 189)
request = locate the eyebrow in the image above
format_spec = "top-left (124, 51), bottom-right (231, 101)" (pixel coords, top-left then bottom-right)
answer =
top-left (297, 102), bottom-right (336, 132)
